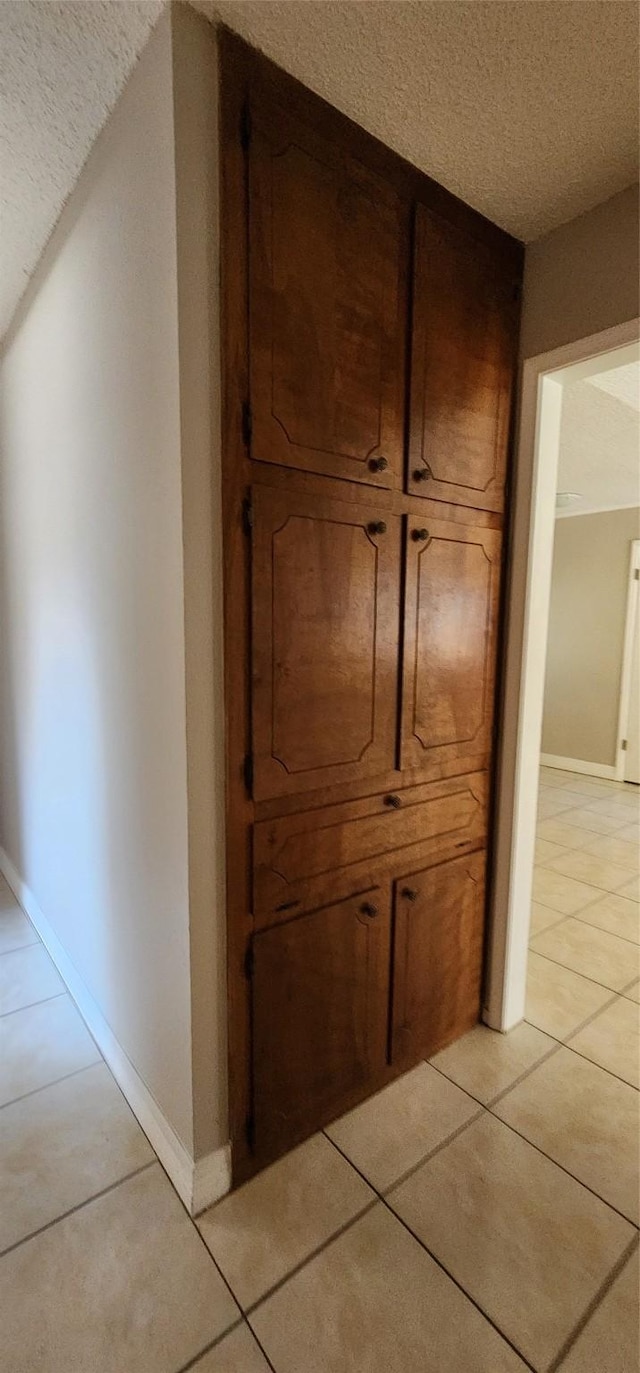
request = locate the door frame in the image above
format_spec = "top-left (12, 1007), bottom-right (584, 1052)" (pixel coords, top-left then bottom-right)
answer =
top-left (616, 538), bottom-right (640, 782)
top-left (484, 317), bottom-right (640, 1032)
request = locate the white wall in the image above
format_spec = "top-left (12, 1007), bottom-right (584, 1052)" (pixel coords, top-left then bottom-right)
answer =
top-left (0, 12), bottom-right (195, 1155)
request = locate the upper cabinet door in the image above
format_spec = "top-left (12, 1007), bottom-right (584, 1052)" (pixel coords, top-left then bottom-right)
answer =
top-left (248, 95), bottom-right (406, 489)
top-left (401, 515), bottom-right (502, 777)
top-left (252, 485), bottom-right (400, 802)
top-left (408, 207), bottom-right (518, 511)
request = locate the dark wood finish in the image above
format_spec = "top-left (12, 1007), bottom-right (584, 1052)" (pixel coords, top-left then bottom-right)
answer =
top-left (391, 850), bottom-right (486, 1064)
top-left (251, 485), bottom-right (400, 801)
top-left (252, 886), bottom-right (391, 1159)
top-left (401, 515), bottom-right (502, 776)
top-left (254, 772), bottom-right (487, 924)
top-left (408, 207), bottom-right (519, 512)
top-left (249, 92), bottom-right (406, 489)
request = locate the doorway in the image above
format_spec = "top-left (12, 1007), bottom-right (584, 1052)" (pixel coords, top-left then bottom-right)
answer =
top-left (486, 319), bottom-right (640, 1032)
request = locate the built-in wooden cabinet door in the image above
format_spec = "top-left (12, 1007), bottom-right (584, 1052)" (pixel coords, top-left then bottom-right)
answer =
top-left (408, 206), bottom-right (517, 511)
top-left (391, 850), bottom-right (486, 1064)
top-left (401, 515), bottom-right (502, 777)
top-left (252, 886), bottom-right (391, 1158)
top-left (248, 94), bottom-right (406, 488)
top-left (252, 485), bottom-right (400, 802)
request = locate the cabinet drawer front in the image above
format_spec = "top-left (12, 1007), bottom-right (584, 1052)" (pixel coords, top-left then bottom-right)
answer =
top-left (401, 516), bottom-right (502, 776)
top-left (407, 206), bottom-right (517, 512)
top-left (249, 92), bottom-right (405, 489)
top-left (391, 850), bottom-right (486, 1065)
top-left (252, 886), bottom-right (391, 1159)
top-left (252, 485), bottom-right (400, 802)
top-left (254, 772), bottom-right (487, 925)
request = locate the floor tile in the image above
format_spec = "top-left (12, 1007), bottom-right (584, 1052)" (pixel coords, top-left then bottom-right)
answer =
top-left (0, 883), bottom-right (38, 955)
top-left (559, 807), bottom-right (629, 836)
top-left (536, 819), bottom-right (591, 849)
top-left (250, 1203), bottom-right (527, 1373)
top-left (574, 892), bottom-right (640, 944)
top-left (530, 918), bottom-right (640, 991)
top-left (536, 838), bottom-right (571, 865)
top-left (543, 850), bottom-right (635, 894)
top-left (0, 1165), bottom-right (239, 1373)
top-left (529, 902), bottom-right (567, 938)
top-left (581, 797), bottom-right (640, 823)
top-left (0, 1062), bottom-right (154, 1252)
top-left (618, 875), bottom-right (640, 902)
top-left (582, 834), bottom-right (639, 869)
top-left (430, 1021), bottom-right (555, 1104)
top-left (325, 1062), bottom-right (479, 1192)
top-left (494, 1048), bottom-right (640, 1224)
top-left (539, 768), bottom-right (574, 787)
top-left (191, 1323), bottom-right (271, 1372)
top-left (389, 1113), bottom-right (633, 1372)
top-left (538, 792), bottom-right (590, 819)
top-left (0, 995), bottom-right (100, 1107)
top-left (569, 996), bottom-right (640, 1089)
top-left (526, 952), bottom-right (613, 1039)
top-left (532, 867), bottom-right (602, 915)
top-left (623, 980), bottom-right (640, 1002)
top-left (198, 1133), bottom-right (373, 1309)
top-left (556, 778), bottom-right (623, 799)
top-left (0, 943), bottom-right (64, 1015)
top-left (558, 1247), bottom-right (640, 1373)
top-left (616, 822), bottom-right (640, 844)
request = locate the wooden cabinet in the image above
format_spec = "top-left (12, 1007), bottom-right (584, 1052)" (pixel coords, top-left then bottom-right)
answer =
top-left (248, 92), bottom-right (406, 489)
top-left (252, 888), bottom-right (391, 1159)
top-left (251, 485), bottom-right (401, 802)
top-left (221, 33), bottom-right (522, 1181)
top-left (407, 207), bottom-right (518, 512)
top-left (401, 515), bottom-right (502, 776)
top-left (391, 851), bottom-right (486, 1064)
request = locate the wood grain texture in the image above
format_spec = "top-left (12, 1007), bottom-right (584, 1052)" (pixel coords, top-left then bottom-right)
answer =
top-left (392, 849), bottom-right (487, 1064)
top-left (408, 207), bottom-right (519, 512)
top-left (252, 886), bottom-right (392, 1159)
top-left (251, 484), bottom-right (400, 801)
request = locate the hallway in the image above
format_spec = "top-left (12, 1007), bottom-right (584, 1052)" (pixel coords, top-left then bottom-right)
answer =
top-left (0, 767), bottom-right (638, 1372)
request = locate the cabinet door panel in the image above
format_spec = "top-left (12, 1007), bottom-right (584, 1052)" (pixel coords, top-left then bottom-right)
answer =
top-left (392, 851), bottom-right (486, 1064)
top-left (408, 207), bottom-right (517, 511)
top-left (401, 516), bottom-right (502, 776)
top-left (252, 486), bottom-right (400, 801)
top-left (249, 96), bottom-right (405, 488)
top-left (252, 887), bottom-right (391, 1158)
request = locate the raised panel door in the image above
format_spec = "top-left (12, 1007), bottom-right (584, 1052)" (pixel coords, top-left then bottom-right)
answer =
top-left (408, 206), bottom-right (517, 511)
top-left (252, 485), bottom-right (400, 801)
top-left (401, 515), bottom-right (502, 776)
top-left (249, 94), bottom-right (406, 488)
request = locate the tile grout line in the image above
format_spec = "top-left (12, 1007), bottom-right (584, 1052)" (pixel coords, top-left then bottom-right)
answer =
top-left (0, 989), bottom-right (67, 1020)
top-left (0, 939), bottom-right (40, 958)
top-left (546, 1233), bottom-right (639, 1373)
top-left (0, 1159), bottom-right (157, 1260)
top-left (526, 947), bottom-right (632, 996)
top-left (241, 1199), bottom-right (379, 1319)
top-left (172, 1317), bottom-right (247, 1373)
top-left (0, 1058), bottom-right (103, 1114)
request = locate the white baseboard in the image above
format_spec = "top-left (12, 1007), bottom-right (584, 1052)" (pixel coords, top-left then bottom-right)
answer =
top-left (0, 848), bottom-right (231, 1217)
top-left (540, 753), bottom-right (617, 780)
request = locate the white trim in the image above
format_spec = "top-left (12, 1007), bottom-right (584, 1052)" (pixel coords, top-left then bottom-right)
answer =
top-left (486, 317), bottom-right (640, 1033)
top-left (615, 539), bottom-right (640, 782)
top-left (540, 753), bottom-right (617, 780)
top-left (0, 848), bottom-right (231, 1216)
top-left (556, 502), bottom-right (640, 520)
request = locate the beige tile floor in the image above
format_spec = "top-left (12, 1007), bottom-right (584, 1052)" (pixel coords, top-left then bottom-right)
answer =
top-left (0, 767), bottom-right (638, 1372)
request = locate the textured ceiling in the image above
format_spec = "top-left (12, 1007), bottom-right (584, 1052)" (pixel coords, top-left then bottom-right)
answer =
top-left (1, 0), bottom-right (639, 338)
top-left (557, 363), bottom-right (640, 516)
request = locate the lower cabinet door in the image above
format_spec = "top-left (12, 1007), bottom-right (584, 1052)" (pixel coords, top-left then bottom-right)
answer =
top-left (391, 850), bottom-right (486, 1064)
top-left (252, 886), bottom-right (391, 1159)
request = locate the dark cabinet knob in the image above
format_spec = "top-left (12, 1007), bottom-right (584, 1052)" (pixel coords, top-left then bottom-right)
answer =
top-left (401, 887), bottom-right (418, 901)
top-left (368, 456), bottom-right (388, 472)
top-left (367, 521), bottom-right (387, 535)
top-left (384, 794), bottom-right (402, 808)
top-left (359, 902), bottom-right (378, 918)
top-left (411, 527), bottom-right (429, 542)
top-left (413, 466), bottom-right (431, 482)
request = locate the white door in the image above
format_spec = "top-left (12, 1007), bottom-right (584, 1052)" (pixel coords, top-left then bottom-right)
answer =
top-left (620, 541), bottom-right (640, 785)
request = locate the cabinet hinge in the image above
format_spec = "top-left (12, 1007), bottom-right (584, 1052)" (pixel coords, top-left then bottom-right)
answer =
top-left (244, 938), bottom-right (254, 980)
top-left (242, 495), bottom-right (253, 536)
top-left (245, 1111), bottom-right (255, 1151)
top-left (242, 399), bottom-right (252, 449)
top-left (240, 102), bottom-right (252, 151)
top-left (621, 739), bottom-right (628, 751)
top-left (243, 751), bottom-right (254, 795)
